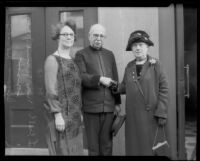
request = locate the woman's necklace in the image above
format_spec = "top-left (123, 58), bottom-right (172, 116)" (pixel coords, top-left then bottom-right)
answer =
top-left (57, 49), bottom-right (72, 60)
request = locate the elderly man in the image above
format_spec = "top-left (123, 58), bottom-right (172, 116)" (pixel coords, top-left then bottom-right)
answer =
top-left (74, 24), bottom-right (121, 155)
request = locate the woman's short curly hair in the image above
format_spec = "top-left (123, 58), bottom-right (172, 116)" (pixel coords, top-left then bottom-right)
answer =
top-left (51, 19), bottom-right (77, 41)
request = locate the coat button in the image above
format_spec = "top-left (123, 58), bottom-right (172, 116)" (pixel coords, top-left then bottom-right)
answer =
top-left (146, 105), bottom-right (151, 111)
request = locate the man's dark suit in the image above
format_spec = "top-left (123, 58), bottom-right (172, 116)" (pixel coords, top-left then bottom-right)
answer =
top-left (75, 46), bottom-right (121, 155)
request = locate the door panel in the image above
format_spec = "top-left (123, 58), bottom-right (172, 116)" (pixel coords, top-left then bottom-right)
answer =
top-left (5, 7), bottom-right (46, 148)
top-left (184, 8), bottom-right (197, 121)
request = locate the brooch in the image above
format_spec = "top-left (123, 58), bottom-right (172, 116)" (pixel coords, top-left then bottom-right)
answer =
top-left (149, 58), bottom-right (156, 65)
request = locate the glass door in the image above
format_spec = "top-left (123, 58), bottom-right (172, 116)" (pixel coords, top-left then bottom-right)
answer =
top-left (184, 7), bottom-right (197, 160)
top-left (5, 7), bottom-right (46, 148)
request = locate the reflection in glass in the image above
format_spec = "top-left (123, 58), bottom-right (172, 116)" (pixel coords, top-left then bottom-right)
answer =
top-left (60, 11), bottom-right (84, 58)
top-left (8, 14), bottom-right (33, 96)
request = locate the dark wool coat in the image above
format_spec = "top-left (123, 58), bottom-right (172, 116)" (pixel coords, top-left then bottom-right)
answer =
top-left (74, 46), bottom-right (121, 113)
top-left (119, 55), bottom-right (169, 156)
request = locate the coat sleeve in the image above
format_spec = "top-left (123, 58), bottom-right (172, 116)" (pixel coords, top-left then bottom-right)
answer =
top-left (154, 61), bottom-right (169, 119)
top-left (111, 52), bottom-right (121, 105)
top-left (74, 51), bottom-right (101, 89)
top-left (118, 66), bottom-right (127, 94)
top-left (44, 55), bottom-right (62, 113)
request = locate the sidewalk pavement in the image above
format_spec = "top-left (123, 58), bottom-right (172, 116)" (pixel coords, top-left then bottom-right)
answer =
top-left (5, 141), bottom-right (196, 159)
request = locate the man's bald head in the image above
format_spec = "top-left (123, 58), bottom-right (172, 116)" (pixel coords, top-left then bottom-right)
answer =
top-left (89, 24), bottom-right (106, 35)
top-left (88, 24), bottom-right (106, 50)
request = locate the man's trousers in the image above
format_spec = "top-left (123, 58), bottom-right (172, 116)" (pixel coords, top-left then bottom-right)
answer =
top-left (83, 112), bottom-right (114, 156)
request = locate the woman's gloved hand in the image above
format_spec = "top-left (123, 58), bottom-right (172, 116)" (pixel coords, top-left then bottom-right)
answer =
top-left (157, 117), bottom-right (167, 126)
top-left (109, 80), bottom-right (118, 93)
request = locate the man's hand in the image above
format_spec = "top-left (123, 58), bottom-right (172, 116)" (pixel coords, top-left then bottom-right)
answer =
top-left (109, 80), bottom-right (118, 93)
top-left (54, 113), bottom-right (65, 132)
top-left (114, 105), bottom-right (121, 116)
top-left (100, 76), bottom-right (112, 87)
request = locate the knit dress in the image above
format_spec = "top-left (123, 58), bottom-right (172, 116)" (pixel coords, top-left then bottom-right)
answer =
top-left (44, 54), bottom-right (83, 155)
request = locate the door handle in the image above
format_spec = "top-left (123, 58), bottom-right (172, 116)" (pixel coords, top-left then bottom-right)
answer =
top-left (4, 84), bottom-right (7, 99)
top-left (4, 84), bottom-right (7, 95)
top-left (184, 64), bottom-right (190, 98)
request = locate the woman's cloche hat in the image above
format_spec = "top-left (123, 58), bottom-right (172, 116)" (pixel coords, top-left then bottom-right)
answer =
top-left (126, 30), bottom-right (154, 51)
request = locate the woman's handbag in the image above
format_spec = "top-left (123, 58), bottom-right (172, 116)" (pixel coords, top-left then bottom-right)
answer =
top-left (111, 113), bottom-right (126, 137)
top-left (152, 126), bottom-right (170, 157)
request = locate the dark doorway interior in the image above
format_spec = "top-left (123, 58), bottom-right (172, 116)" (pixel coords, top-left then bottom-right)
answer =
top-left (184, 7), bottom-right (197, 160)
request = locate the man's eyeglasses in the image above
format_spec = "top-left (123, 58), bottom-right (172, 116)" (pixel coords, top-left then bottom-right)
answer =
top-left (59, 33), bottom-right (75, 38)
top-left (92, 34), bottom-right (105, 39)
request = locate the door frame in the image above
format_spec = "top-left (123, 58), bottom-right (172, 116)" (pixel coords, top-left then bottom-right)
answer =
top-left (175, 4), bottom-right (187, 159)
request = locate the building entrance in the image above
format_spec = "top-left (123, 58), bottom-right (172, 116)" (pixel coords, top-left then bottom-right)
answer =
top-left (5, 7), bottom-right (97, 148)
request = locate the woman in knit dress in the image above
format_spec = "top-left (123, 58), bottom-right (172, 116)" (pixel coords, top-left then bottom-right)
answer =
top-left (44, 20), bottom-right (83, 155)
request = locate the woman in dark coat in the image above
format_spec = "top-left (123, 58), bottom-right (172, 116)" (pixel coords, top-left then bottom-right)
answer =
top-left (115, 30), bottom-right (169, 156)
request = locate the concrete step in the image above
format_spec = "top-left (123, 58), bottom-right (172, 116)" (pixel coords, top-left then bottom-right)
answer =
top-left (5, 148), bottom-right (49, 155)
top-left (5, 148), bottom-right (88, 156)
